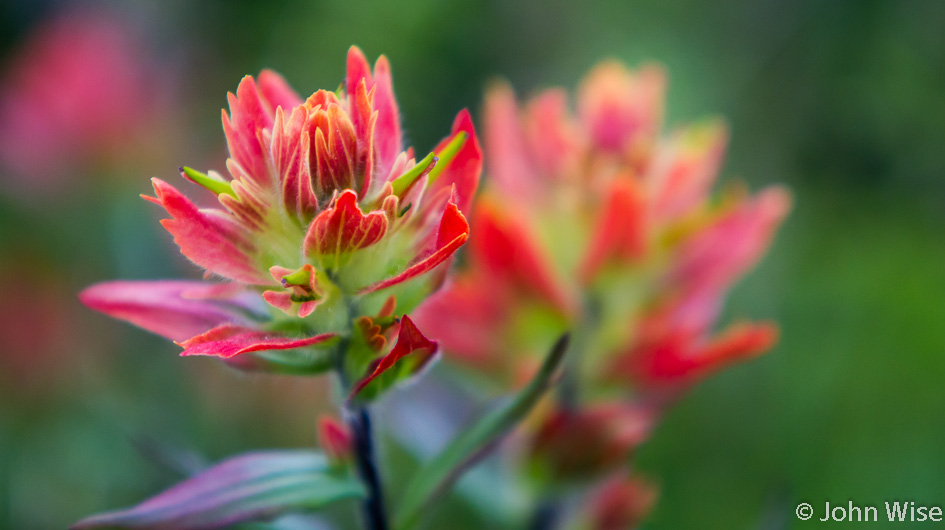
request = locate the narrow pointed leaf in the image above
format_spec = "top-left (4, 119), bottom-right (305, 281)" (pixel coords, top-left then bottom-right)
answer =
top-left (71, 450), bottom-right (365, 530)
top-left (390, 151), bottom-right (436, 196)
top-left (427, 131), bottom-right (467, 185)
top-left (394, 334), bottom-right (570, 530)
top-left (181, 166), bottom-right (235, 197)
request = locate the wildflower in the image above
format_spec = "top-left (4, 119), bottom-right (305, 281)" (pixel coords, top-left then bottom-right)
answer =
top-left (412, 60), bottom-right (789, 521)
top-left (81, 47), bottom-right (481, 400)
top-left (415, 60), bottom-right (788, 395)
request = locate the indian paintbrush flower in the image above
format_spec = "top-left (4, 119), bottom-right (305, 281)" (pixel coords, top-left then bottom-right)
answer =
top-left (412, 59), bottom-right (789, 519)
top-left (416, 59), bottom-right (788, 395)
top-left (74, 48), bottom-right (489, 530)
top-left (72, 48), bottom-right (785, 530)
top-left (80, 46), bottom-right (482, 401)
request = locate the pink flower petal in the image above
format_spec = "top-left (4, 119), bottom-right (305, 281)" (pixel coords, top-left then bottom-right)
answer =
top-left (318, 415), bottom-right (353, 461)
top-left (631, 322), bottom-right (778, 383)
top-left (580, 177), bottom-right (648, 282)
top-left (145, 178), bottom-right (267, 284)
top-left (262, 264), bottom-right (323, 318)
top-left (80, 280), bottom-right (257, 342)
top-left (222, 76), bottom-right (275, 190)
top-left (577, 61), bottom-right (665, 154)
top-left (178, 324), bottom-right (336, 359)
top-left (673, 186), bottom-right (791, 293)
top-left (303, 190), bottom-right (388, 257)
top-left (468, 200), bottom-right (573, 314)
top-left (309, 105), bottom-right (359, 196)
top-left (428, 109), bottom-right (482, 216)
top-left (349, 315), bottom-right (437, 398)
top-left (272, 106), bottom-right (317, 221)
top-left (484, 81), bottom-right (541, 197)
top-left (358, 201), bottom-right (469, 294)
top-left (411, 276), bottom-right (509, 367)
top-left (261, 291), bottom-right (294, 314)
top-left (257, 69), bottom-right (303, 115)
top-left (345, 46), bottom-right (372, 100)
top-left (650, 121), bottom-right (728, 220)
top-left (524, 88), bottom-right (582, 178)
top-left (346, 47), bottom-right (402, 178)
top-left (371, 55), bottom-right (403, 175)
top-left (350, 79), bottom-right (377, 198)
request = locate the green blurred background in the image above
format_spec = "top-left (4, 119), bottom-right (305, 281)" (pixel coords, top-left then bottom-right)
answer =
top-left (1, 0), bottom-right (943, 528)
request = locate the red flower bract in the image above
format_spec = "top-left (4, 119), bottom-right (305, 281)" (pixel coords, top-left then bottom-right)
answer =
top-left (81, 47), bottom-right (481, 395)
top-left (416, 60), bottom-right (789, 395)
top-left (412, 60), bottom-right (790, 516)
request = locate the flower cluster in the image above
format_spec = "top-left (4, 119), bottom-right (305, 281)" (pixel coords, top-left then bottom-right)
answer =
top-left (81, 47), bottom-right (481, 400)
top-left (74, 49), bottom-right (788, 530)
top-left (413, 60), bottom-right (789, 517)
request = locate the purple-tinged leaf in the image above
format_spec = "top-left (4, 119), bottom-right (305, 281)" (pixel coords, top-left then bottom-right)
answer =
top-left (71, 450), bottom-right (364, 530)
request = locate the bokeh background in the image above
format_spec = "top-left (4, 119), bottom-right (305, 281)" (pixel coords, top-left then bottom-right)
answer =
top-left (1, 0), bottom-right (943, 528)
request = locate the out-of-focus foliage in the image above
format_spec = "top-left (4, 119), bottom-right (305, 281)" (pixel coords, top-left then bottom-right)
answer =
top-left (1, 0), bottom-right (943, 529)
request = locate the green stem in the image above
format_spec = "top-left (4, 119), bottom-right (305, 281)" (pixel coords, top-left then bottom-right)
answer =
top-left (394, 333), bottom-right (571, 530)
top-left (532, 309), bottom-right (594, 530)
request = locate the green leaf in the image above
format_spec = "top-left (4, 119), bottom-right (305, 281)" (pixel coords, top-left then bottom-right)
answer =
top-left (427, 131), bottom-right (467, 185)
top-left (390, 152), bottom-right (437, 196)
top-left (71, 450), bottom-right (365, 530)
top-left (181, 166), bottom-right (235, 197)
top-left (393, 333), bottom-right (570, 530)
top-left (240, 348), bottom-right (337, 375)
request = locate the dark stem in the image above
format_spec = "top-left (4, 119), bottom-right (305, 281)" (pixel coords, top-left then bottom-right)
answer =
top-left (346, 406), bottom-right (389, 530)
top-left (556, 357), bottom-right (579, 412)
top-left (335, 295), bottom-right (387, 530)
top-left (528, 498), bottom-right (561, 530)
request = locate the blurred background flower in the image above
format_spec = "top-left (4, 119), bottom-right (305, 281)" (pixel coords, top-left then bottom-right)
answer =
top-left (0, 7), bottom-right (176, 197)
top-left (1, 0), bottom-right (943, 529)
top-left (408, 56), bottom-right (788, 527)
